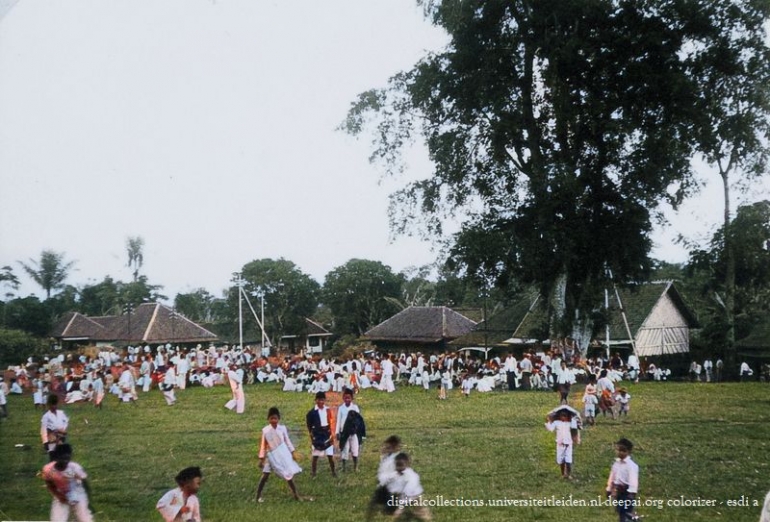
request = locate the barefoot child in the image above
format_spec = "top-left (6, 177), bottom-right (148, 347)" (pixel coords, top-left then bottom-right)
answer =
top-left (256, 407), bottom-right (302, 502)
top-left (157, 466), bottom-right (203, 522)
top-left (336, 389), bottom-right (366, 472)
top-left (306, 391), bottom-right (337, 478)
top-left (582, 391), bottom-right (598, 426)
top-left (545, 408), bottom-right (575, 479)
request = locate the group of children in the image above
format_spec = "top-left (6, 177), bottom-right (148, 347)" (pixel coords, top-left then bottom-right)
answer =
top-left (34, 370), bottom-right (643, 521)
top-left (542, 373), bottom-right (639, 521)
top-left (253, 390), bottom-right (428, 521)
top-left (581, 373), bottom-right (632, 425)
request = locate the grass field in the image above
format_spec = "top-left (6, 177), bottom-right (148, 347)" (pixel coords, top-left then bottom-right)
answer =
top-left (1, 381), bottom-right (769, 521)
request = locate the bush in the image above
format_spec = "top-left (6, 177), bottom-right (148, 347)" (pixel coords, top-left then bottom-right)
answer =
top-left (0, 328), bottom-right (49, 366)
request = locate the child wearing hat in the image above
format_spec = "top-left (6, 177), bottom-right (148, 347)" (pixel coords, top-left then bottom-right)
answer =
top-left (545, 408), bottom-right (575, 479)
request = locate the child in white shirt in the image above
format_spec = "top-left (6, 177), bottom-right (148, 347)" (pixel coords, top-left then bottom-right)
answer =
top-left (157, 467), bottom-right (202, 522)
top-left (390, 453), bottom-right (432, 521)
top-left (366, 435), bottom-right (401, 519)
top-left (615, 388), bottom-right (631, 416)
top-left (545, 410), bottom-right (574, 479)
top-left (583, 393), bottom-right (598, 426)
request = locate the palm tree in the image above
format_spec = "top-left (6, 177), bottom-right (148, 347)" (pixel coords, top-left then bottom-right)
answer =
top-left (18, 250), bottom-right (76, 299)
top-left (126, 236), bottom-right (145, 282)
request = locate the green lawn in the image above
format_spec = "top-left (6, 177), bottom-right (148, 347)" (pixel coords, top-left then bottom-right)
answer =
top-left (1, 381), bottom-right (768, 521)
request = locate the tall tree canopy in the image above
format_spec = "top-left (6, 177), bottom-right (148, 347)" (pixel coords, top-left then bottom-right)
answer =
top-left (239, 258), bottom-right (320, 346)
top-left (343, 0), bottom-right (770, 350)
top-left (18, 250), bottom-right (76, 300)
top-left (686, 2), bottom-right (770, 369)
top-left (688, 200), bottom-right (770, 349)
top-left (323, 259), bottom-right (404, 336)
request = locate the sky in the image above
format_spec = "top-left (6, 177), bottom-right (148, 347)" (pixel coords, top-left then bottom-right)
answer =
top-left (0, 0), bottom-right (768, 303)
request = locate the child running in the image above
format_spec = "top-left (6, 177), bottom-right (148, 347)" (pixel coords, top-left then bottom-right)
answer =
top-left (366, 435), bottom-right (402, 520)
top-left (157, 466), bottom-right (203, 522)
top-left (41, 444), bottom-right (93, 522)
top-left (256, 406), bottom-right (303, 502)
top-left (389, 452), bottom-right (432, 521)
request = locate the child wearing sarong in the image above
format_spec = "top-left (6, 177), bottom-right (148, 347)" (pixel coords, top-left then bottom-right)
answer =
top-left (256, 407), bottom-right (302, 502)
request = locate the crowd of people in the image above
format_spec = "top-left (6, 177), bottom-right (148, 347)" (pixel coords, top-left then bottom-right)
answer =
top-left (3, 341), bottom-right (769, 522)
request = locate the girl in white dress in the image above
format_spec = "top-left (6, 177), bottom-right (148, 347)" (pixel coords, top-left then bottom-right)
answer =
top-left (256, 407), bottom-right (303, 502)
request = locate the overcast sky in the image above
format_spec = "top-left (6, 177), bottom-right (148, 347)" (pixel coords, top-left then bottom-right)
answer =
top-left (1, 0), bottom-right (767, 302)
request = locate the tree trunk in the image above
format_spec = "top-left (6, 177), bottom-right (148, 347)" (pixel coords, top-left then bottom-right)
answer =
top-left (722, 170), bottom-right (736, 379)
top-left (549, 271), bottom-right (594, 359)
top-left (548, 272), bottom-right (568, 340)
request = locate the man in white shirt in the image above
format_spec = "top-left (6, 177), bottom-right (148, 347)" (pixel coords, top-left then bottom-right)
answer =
top-left (503, 353), bottom-right (517, 391)
top-left (380, 355), bottom-right (395, 393)
top-left (41, 395), bottom-right (69, 459)
top-left (519, 354), bottom-right (533, 390)
top-left (225, 364), bottom-right (245, 414)
top-left (162, 362), bottom-right (177, 406)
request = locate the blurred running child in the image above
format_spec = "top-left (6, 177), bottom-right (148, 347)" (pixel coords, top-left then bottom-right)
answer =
top-left (41, 444), bottom-right (93, 522)
top-left (389, 452), bottom-right (432, 521)
top-left (366, 435), bottom-right (402, 520)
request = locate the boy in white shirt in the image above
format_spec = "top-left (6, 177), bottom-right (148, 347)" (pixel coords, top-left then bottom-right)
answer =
top-left (336, 388), bottom-right (364, 472)
top-left (606, 438), bottom-right (639, 522)
top-left (615, 388), bottom-right (631, 416)
top-left (583, 393), bottom-right (598, 426)
top-left (157, 466), bottom-right (202, 522)
top-left (366, 435), bottom-right (401, 520)
top-left (389, 452), bottom-right (432, 520)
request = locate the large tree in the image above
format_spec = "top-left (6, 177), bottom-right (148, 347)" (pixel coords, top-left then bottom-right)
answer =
top-left (688, 200), bottom-right (770, 353)
top-left (18, 250), bottom-right (76, 300)
top-left (238, 258), bottom-right (320, 346)
top-left (343, 0), bottom-right (770, 353)
top-left (174, 288), bottom-right (216, 323)
top-left (323, 259), bottom-right (403, 336)
top-left (686, 2), bottom-right (770, 372)
top-left (78, 276), bottom-right (122, 316)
